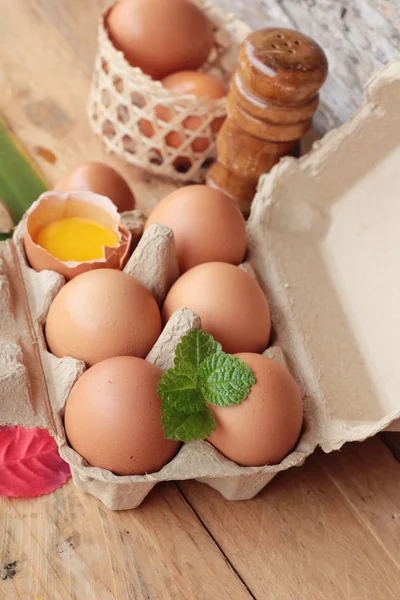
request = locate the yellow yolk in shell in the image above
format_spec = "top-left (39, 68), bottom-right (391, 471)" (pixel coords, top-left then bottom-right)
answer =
top-left (36, 217), bottom-right (119, 262)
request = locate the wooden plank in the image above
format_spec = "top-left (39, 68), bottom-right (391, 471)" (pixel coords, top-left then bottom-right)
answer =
top-left (179, 439), bottom-right (400, 600)
top-left (321, 437), bottom-right (400, 564)
top-left (0, 481), bottom-right (252, 600)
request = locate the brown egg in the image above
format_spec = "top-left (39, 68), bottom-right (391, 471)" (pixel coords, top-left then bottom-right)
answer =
top-left (146, 185), bottom-right (246, 272)
top-left (46, 269), bottom-right (161, 366)
top-left (163, 262), bottom-right (271, 353)
top-left (55, 161), bottom-right (135, 213)
top-left (64, 356), bottom-right (180, 475)
top-left (140, 71), bottom-right (226, 153)
top-left (107, 0), bottom-right (214, 80)
top-left (208, 353), bottom-right (303, 466)
top-left (162, 71), bottom-right (227, 98)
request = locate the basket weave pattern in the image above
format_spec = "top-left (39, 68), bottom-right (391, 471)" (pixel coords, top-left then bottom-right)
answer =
top-left (87, 1), bottom-right (250, 182)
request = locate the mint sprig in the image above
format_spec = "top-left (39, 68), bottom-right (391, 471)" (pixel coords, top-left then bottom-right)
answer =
top-left (158, 329), bottom-right (256, 442)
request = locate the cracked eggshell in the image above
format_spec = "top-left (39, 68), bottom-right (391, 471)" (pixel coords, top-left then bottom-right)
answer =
top-left (23, 190), bottom-right (132, 280)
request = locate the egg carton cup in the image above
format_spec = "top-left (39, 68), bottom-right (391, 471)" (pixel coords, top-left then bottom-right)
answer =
top-left (87, 1), bottom-right (251, 183)
top-left (2, 61), bottom-right (400, 510)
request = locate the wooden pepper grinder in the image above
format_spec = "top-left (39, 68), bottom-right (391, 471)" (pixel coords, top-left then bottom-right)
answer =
top-left (207, 28), bottom-right (328, 215)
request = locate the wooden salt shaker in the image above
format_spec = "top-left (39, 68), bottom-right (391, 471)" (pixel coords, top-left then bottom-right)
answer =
top-left (207, 29), bottom-right (328, 216)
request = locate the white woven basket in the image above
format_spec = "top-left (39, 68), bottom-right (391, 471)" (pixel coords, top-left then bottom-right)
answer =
top-left (87, 1), bottom-right (251, 182)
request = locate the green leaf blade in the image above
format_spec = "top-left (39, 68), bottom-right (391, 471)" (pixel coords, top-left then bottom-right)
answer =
top-left (174, 328), bottom-right (222, 373)
top-left (162, 405), bottom-right (216, 441)
top-left (157, 368), bottom-right (204, 414)
top-left (0, 119), bottom-right (47, 233)
top-left (199, 353), bottom-right (256, 407)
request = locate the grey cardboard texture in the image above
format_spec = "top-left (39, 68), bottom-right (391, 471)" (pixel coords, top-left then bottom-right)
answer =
top-left (1, 61), bottom-right (400, 510)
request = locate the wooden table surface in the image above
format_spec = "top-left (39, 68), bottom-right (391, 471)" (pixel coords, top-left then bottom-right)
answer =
top-left (1, 1), bottom-right (400, 599)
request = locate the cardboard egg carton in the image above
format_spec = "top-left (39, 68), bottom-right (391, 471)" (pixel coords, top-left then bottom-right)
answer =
top-left (0, 207), bottom-right (290, 510)
top-left (1, 60), bottom-right (400, 510)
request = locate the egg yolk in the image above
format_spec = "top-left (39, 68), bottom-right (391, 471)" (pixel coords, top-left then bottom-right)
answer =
top-left (36, 217), bottom-right (119, 262)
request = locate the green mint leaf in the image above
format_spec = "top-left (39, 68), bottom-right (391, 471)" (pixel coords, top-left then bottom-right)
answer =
top-left (158, 329), bottom-right (256, 442)
top-left (174, 328), bottom-right (222, 374)
top-left (199, 353), bottom-right (256, 407)
top-left (162, 404), bottom-right (216, 441)
top-left (158, 369), bottom-right (204, 414)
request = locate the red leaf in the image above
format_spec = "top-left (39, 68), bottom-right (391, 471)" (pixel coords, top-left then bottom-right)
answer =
top-left (0, 427), bottom-right (70, 497)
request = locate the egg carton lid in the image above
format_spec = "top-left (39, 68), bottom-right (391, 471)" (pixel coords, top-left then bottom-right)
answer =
top-left (248, 59), bottom-right (400, 448)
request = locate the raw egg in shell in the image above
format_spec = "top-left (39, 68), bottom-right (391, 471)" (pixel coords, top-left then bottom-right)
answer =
top-left (23, 191), bottom-right (132, 280)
